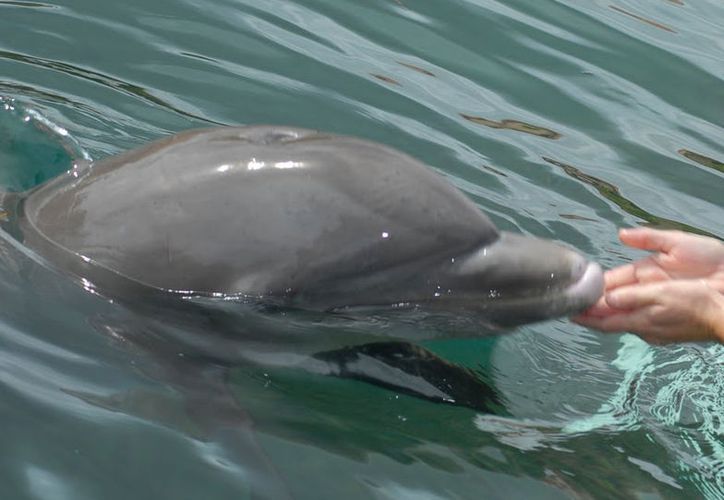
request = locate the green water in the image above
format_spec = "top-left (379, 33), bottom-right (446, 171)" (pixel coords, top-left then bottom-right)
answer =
top-left (0, 0), bottom-right (723, 498)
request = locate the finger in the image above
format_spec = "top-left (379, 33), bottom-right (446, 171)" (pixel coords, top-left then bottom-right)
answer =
top-left (602, 264), bottom-right (637, 291)
top-left (619, 227), bottom-right (680, 253)
top-left (605, 282), bottom-right (666, 310)
top-left (572, 305), bottom-right (612, 319)
top-left (602, 259), bottom-right (668, 291)
top-left (573, 297), bottom-right (618, 318)
top-left (631, 258), bottom-right (671, 283)
top-left (573, 310), bottom-right (651, 333)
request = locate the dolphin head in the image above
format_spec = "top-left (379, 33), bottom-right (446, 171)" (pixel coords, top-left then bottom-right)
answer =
top-left (436, 232), bottom-right (604, 328)
top-left (10, 119), bottom-right (604, 332)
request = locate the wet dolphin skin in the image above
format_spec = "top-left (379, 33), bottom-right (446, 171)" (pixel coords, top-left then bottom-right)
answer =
top-left (14, 126), bottom-right (603, 327)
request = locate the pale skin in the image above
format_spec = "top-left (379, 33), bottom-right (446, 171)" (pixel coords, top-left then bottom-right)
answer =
top-left (573, 227), bottom-right (724, 344)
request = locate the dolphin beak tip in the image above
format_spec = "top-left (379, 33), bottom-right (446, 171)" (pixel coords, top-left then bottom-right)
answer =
top-left (567, 260), bottom-right (605, 310)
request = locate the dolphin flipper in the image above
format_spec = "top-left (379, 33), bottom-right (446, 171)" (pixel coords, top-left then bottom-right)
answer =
top-left (312, 342), bottom-right (505, 414)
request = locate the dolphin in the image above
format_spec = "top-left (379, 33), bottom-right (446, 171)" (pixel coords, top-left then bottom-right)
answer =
top-left (0, 100), bottom-right (604, 499)
top-left (3, 124), bottom-right (603, 327)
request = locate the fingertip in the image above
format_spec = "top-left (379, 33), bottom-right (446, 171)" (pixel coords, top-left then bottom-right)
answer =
top-left (619, 226), bottom-right (642, 238)
top-left (619, 226), bottom-right (650, 246)
top-left (605, 291), bottom-right (623, 309)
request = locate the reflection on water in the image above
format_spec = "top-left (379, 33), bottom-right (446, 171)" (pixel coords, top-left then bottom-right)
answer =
top-left (559, 213), bottom-right (598, 222)
top-left (0, 0), bottom-right (57, 8)
top-left (678, 149), bottom-right (724, 174)
top-left (396, 61), bottom-right (435, 77)
top-left (370, 73), bottom-right (401, 86)
top-left (0, 49), bottom-right (221, 125)
top-left (542, 156), bottom-right (719, 239)
top-left (461, 114), bottom-right (562, 140)
top-left (609, 5), bottom-right (677, 33)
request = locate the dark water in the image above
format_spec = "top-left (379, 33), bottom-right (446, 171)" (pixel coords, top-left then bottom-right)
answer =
top-left (1, 0), bottom-right (723, 498)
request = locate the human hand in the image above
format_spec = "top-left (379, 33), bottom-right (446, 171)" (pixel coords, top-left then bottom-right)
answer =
top-left (573, 228), bottom-right (724, 344)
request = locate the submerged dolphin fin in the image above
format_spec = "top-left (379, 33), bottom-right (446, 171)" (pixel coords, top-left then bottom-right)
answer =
top-left (312, 342), bottom-right (506, 414)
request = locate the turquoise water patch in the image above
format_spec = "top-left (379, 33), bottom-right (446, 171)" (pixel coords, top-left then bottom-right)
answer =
top-left (0, 97), bottom-right (89, 192)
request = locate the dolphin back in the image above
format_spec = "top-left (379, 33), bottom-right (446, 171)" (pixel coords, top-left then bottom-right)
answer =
top-left (19, 126), bottom-right (499, 307)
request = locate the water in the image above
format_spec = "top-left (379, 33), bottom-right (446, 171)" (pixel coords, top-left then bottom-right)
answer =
top-left (1, 0), bottom-right (723, 498)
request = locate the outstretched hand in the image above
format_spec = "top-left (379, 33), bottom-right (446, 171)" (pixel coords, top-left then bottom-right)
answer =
top-left (573, 227), bottom-right (724, 344)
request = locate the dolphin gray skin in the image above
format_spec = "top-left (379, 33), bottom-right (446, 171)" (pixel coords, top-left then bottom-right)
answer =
top-left (11, 125), bottom-right (603, 327)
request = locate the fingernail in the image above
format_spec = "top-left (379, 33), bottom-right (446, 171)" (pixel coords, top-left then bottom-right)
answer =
top-left (606, 292), bottom-right (621, 308)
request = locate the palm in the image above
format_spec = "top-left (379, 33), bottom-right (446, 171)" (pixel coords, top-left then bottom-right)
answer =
top-left (574, 228), bottom-right (724, 344)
